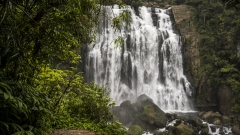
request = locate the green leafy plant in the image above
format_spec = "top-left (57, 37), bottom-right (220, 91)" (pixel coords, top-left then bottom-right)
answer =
top-left (190, 0), bottom-right (240, 113)
top-left (0, 0), bottom-right (128, 134)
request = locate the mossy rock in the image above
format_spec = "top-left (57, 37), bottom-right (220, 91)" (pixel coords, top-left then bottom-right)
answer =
top-left (222, 116), bottom-right (231, 124)
top-left (200, 127), bottom-right (209, 135)
top-left (139, 102), bottom-right (167, 128)
top-left (176, 123), bottom-right (194, 135)
top-left (128, 125), bottom-right (143, 135)
top-left (174, 119), bottom-right (181, 126)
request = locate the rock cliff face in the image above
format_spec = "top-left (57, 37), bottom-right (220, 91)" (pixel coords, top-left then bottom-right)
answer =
top-left (171, 5), bottom-right (206, 111)
top-left (171, 5), bottom-right (233, 114)
top-left (171, 5), bottom-right (200, 87)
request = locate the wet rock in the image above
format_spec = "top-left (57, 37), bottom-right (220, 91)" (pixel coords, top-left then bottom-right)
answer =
top-left (202, 111), bottom-right (213, 120)
top-left (174, 119), bottom-right (181, 126)
top-left (167, 126), bottom-right (177, 135)
top-left (202, 111), bottom-right (222, 123)
top-left (210, 126), bottom-right (217, 132)
top-left (202, 123), bottom-right (208, 128)
top-left (132, 118), bottom-right (154, 132)
top-left (222, 115), bottom-right (231, 124)
top-left (198, 111), bottom-right (206, 117)
top-left (213, 119), bottom-right (221, 125)
top-left (128, 125), bottom-right (143, 135)
top-left (120, 100), bottom-right (131, 108)
top-left (111, 106), bottom-right (123, 121)
top-left (112, 107), bottom-right (131, 126)
top-left (195, 74), bottom-right (218, 111)
top-left (230, 115), bottom-right (238, 123)
top-left (152, 129), bottom-right (167, 135)
top-left (200, 127), bottom-right (209, 135)
top-left (164, 5), bottom-right (171, 9)
top-left (165, 113), bottom-right (177, 120)
top-left (112, 94), bottom-right (167, 132)
top-left (136, 94), bottom-right (153, 103)
top-left (119, 109), bottom-right (132, 126)
top-left (219, 127), bottom-right (225, 134)
top-left (217, 85), bottom-right (233, 115)
top-left (185, 118), bottom-right (200, 127)
top-left (232, 124), bottom-right (240, 135)
top-left (139, 101), bottom-right (168, 128)
top-left (175, 123), bottom-right (194, 135)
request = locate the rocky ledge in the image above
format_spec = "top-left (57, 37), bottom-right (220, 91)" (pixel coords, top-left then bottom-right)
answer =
top-left (112, 95), bottom-right (240, 135)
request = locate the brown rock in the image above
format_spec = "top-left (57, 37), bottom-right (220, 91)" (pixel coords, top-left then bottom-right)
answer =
top-left (232, 124), bottom-right (240, 135)
top-left (202, 111), bottom-right (222, 124)
top-left (222, 115), bottom-right (231, 124)
top-left (198, 111), bottom-right (206, 117)
top-left (217, 85), bottom-right (233, 115)
top-left (171, 5), bottom-right (201, 88)
top-left (176, 123), bottom-right (194, 135)
top-left (202, 111), bottom-right (213, 120)
top-left (213, 119), bottom-right (221, 125)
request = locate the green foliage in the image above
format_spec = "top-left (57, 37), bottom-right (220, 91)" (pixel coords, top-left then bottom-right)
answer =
top-left (190, 0), bottom-right (240, 113)
top-left (0, 71), bottom-right (53, 135)
top-left (0, 0), bottom-right (127, 134)
top-left (222, 0), bottom-right (240, 9)
top-left (34, 66), bottom-right (126, 134)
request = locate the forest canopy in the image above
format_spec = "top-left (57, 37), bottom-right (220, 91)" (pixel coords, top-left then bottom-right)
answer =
top-left (0, 0), bottom-right (126, 134)
top-left (0, 0), bottom-right (240, 134)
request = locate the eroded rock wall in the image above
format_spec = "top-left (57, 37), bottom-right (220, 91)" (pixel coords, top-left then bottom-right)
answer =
top-left (171, 5), bottom-right (220, 112)
top-left (171, 5), bottom-right (200, 86)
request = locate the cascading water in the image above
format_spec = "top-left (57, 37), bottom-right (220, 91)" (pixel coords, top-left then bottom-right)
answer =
top-left (85, 5), bottom-right (193, 111)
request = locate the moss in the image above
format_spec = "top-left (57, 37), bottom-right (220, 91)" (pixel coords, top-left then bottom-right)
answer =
top-left (143, 105), bottom-right (155, 116)
top-left (176, 123), bottom-right (194, 135)
top-left (128, 125), bottom-right (143, 135)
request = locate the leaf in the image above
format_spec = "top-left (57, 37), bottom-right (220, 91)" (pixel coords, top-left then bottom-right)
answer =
top-left (9, 53), bottom-right (20, 60)
top-left (0, 122), bottom-right (9, 131)
top-left (0, 82), bottom-right (12, 92)
top-left (18, 101), bottom-right (23, 109)
top-left (32, 106), bottom-right (38, 110)
top-left (3, 92), bottom-right (9, 100)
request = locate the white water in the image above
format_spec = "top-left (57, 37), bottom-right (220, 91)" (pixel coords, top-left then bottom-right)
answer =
top-left (85, 5), bottom-right (193, 111)
top-left (207, 123), bottom-right (232, 135)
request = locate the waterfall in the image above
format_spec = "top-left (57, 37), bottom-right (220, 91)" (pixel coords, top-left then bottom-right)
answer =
top-left (84, 5), bottom-right (193, 111)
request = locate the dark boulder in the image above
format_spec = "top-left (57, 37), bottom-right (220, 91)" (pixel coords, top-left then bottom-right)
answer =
top-left (200, 127), bottom-right (209, 135)
top-left (221, 115), bottom-right (231, 125)
top-left (138, 100), bottom-right (168, 128)
top-left (132, 94), bottom-right (167, 131)
top-left (112, 101), bottom-right (134, 127)
top-left (127, 125), bottom-right (143, 135)
top-left (112, 94), bottom-right (168, 132)
top-left (201, 111), bottom-right (222, 124)
top-left (217, 85), bottom-right (233, 115)
top-left (136, 94), bottom-right (153, 103)
top-left (166, 113), bottom-right (177, 120)
top-left (175, 123), bottom-right (194, 135)
top-left (232, 124), bottom-right (240, 135)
